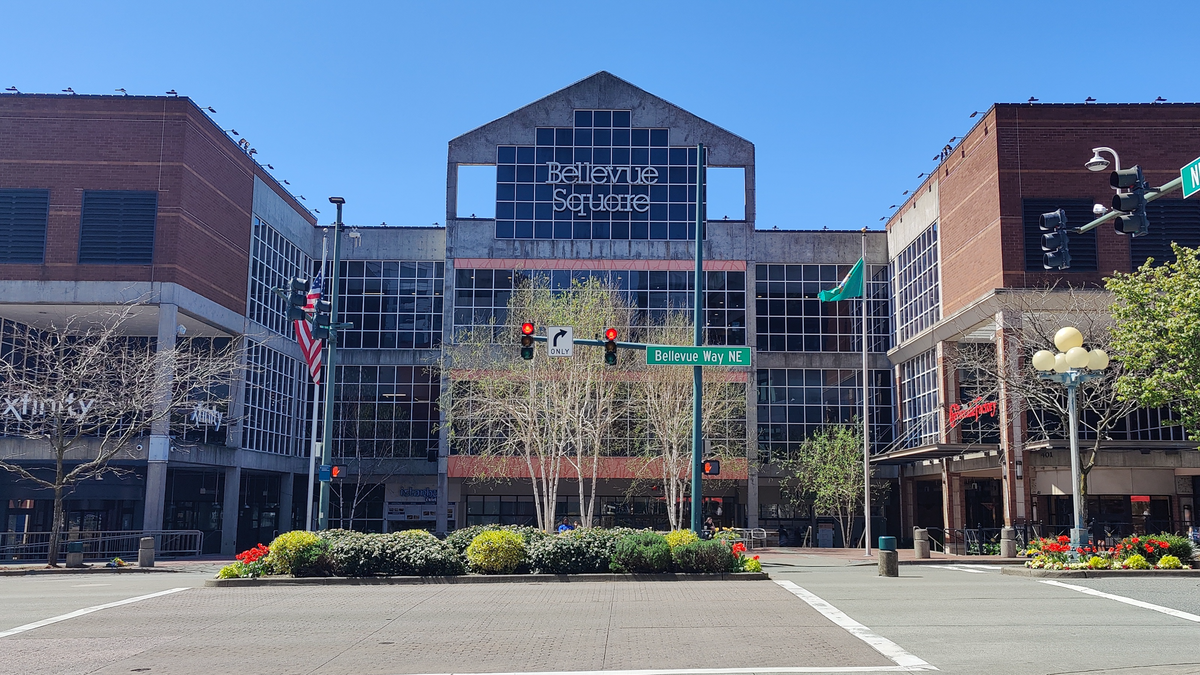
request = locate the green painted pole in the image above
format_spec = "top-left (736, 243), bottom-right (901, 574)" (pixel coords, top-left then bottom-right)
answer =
top-left (318, 198), bottom-right (345, 531)
top-left (691, 144), bottom-right (706, 534)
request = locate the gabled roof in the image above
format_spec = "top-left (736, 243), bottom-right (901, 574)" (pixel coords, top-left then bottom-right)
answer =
top-left (448, 71), bottom-right (753, 167)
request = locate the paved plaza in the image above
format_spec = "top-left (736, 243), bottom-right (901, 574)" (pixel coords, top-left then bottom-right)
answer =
top-left (2, 550), bottom-right (1200, 675)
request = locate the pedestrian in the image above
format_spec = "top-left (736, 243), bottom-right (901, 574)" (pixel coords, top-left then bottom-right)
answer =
top-left (573, 520), bottom-right (582, 529)
top-left (558, 517), bottom-right (573, 534)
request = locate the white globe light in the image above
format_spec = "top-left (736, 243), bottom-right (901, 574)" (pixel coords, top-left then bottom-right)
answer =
top-left (1088, 349), bottom-right (1110, 370)
top-left (1032, 350), bottom-right (1057, 371)
top-left (1053, 352), bottom-right (1069, 373)
top-left (1054, 326), bottom-right (1084, 352)
top-left (1065, 346), bottom-right (1090, 369)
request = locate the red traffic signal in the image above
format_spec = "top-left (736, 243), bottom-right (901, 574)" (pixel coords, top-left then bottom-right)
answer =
top-left (703, 460), bottom-right (720, 476)
top-left (330, 465), bottom-right (342, 479)
top-left (604, 327), bottom-right (618, 341)
top-left (521, 322), bottom-right (535, 335)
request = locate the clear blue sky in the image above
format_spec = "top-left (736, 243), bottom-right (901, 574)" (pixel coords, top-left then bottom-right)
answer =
top-left (6, 1), bottom-right (1199, 230)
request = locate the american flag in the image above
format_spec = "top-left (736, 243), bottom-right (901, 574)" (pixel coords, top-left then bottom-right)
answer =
top-left (294, 268), bottom-right (324, 384)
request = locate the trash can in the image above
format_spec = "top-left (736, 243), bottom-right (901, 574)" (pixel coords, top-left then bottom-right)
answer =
top-left (878, 536), bottom-right (897, 552)
top-left (65, 540), bottom-right (84, 568)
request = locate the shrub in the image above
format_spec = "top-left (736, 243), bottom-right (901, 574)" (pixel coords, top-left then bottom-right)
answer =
top-left (324, 531), bottom-right (465, 577)
top-left (672, 539), bottom-right (738, 573)
top-left (742, 555), bottom-right (762, 573)
top-left (215, 543), bottom-right (270, 579)
top-left (267, 531), bottom-right (330, 577)
top-left (1086, 555), bottom-right (1110, 570)
top-left (529, 535), bottom-right (597, 574)
top-left (395, 528), bottom-right (437, 539)
top-left (1155, 534), bottom-right (1196, 565)
top-left (1123, 554), bottom-right (1152, 570)
top-left (611, 532), bottom-right (671, 573)
top-left (445, 525), bottom-right (550, 555)
top-left (664, 529), bottom-right (699, 549)
top-left (466, 530), bottom-right (527, 574)
top-left (1111, 534), bottom-right (1187, 565)
top-left (1157, 555), bottom-right (1183, 570)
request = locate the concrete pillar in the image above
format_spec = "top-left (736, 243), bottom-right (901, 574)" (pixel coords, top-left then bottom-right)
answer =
top-left (221, 464), bottom-right (241, 556)
top-left (138, 536), bottom-right (155, 567)
top-left (913, 527), bottom-right (930, 558)
top-left (1000, 527), bottom-right (1017, 558)
top-left (278, 473), bottom-right (293, 533)
top-left (878, 550), bottom-right (898, 577)
top-left (142, 303), bottom-right (178, 532)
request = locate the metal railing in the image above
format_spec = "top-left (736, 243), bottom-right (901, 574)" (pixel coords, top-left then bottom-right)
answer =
top-left (0, 530), bottom-right (203, 561)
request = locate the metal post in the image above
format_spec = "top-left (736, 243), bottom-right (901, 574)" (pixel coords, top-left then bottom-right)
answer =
top-left (1066, 374), bottom-right (1086, 549)
top-left (861, 230), bottom-right (872, 556)
top-left (318, 200), bottom-right (345, 531)
top-left (691, 144), bottom-right (706, 534)
top-left (305, 380), bottom-right (321, 530)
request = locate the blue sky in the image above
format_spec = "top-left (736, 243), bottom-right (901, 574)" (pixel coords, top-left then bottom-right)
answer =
top-left (5, 1), bottom-right (1199, 230)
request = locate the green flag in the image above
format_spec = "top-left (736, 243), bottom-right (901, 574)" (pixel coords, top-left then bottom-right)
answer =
top-left (818, 258), bottom-right (864, 302)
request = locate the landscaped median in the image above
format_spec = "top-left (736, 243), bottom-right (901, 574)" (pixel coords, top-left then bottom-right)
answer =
top-left (1006, 533), bottom-right (1197, 578)
top-left (206, 525), bottom-right (768, 587)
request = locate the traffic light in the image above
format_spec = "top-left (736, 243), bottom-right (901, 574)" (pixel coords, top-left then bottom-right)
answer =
top-left (703, 460), bottom-right (721, 476)
top-left (1111, 165), bottom-right (1149, 237)
top-left (1039, 209), bottom-right (1071, 270)
top-left (604, 327), bottom-right (618, 366)
top-left (520, 322), bottom-right (535, 360)
top-left (312, 299), bottom-right (333, 340)
top-left (287, 277), bottom-right (309, 321)
top-left (318, 464), bottom-right (342, 482)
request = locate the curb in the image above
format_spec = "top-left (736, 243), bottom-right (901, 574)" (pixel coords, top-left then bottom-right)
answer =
top-left (205, 571), bottom-right (770, 587)
top-left (0, 566), bottom-right (179, 576)
top-left (1001, 566), bottom-right (1200, 579)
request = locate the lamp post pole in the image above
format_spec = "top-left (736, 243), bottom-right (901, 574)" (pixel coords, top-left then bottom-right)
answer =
top-left (690, 144), bottom-right (706, 535)
top-left (1065, 373), bottom-right (1086, 548)
top-left (318, 197), bottom-right (346, 531)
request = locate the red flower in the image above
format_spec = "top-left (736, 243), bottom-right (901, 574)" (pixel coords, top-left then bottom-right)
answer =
top-left (1159, 542), bottom-right (1169, 549)
top-left (1132, 537), bottom-right (1139, 543)
top-left (732, 542), bottom-right (746, 555)
top-left (1058, 535), bottom-right (1070, 544)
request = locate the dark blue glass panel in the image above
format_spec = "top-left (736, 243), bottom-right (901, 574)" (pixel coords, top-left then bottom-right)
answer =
top-left (535, 203), bottom-right (553, 219)
top-left (556, 128), bottom-right (573, 145)
top-left (668, 185), bottom-right (687, 202)
top-left (495, 221), bottom-right (514, 238)
top-left (573, 221), bottom-right (590, 239)
top-left (612, 129), bottom-right (630, 146)
top-left (555, 147), bottom-right (573, 163)
top-left (533, 221), bottom-right (551, 238)
top-left (669, 148), bottom-right (687, 165)
top-left (496, 202), bottom-right (515, 219)
top-left (554, 205), bottom-right (571, 219)
top-left (515, 221), bottom-right (533, 238)
top-left (669, 168), bottom-right (688, 185)
top-left (497, 165), bottom-right (515, 182)
top-left (612, 221), bottom-right (629, 239)
top-left (516, 147), bottom-right (534, 164)
top-left (497, 184), bottom-right (514, 200)
top-left (593, 110), bottom-right (611, 127)
top-left (631, 129), bottom-right (649, 146)
top-left (516, 202), bottom-right (534, 219)
top-left (573, 148), bottom-right (591, 163)
top-left (516, 184), bottom-right (534, 201)
top-left (650, 203), bottom-right (668, 220)
top-left (650, 129), bottom-right (668, 147)
top-left (535, 184), bottom-right (553, 200)
top-left (688, 147), bottom-right (698, 164)
top-left (497, 146), bottom-right (516, 163)
top-left (650, 185), bottom-right (668, 202)
top-left (592, 221), bottom-right (609, 239)
top-left (612, 147), bottom-right (630, 164)
top-left (536, 128), bottom-right (555, 145)
top-left (686, 224), bottom-right (696, 239)
top-left (631, 148), bottom-right (649, 164)
top-left (516, 165), bottom-right (534, 182)
top-left (554, 221), bottom-right (572, 238)
top-left (669, 223), bottom-right (688, 240)
top-left (613, 111), bottom-right (631, 127)
top-left (593, 147), bottom-right (611, 164)
top-left (650, 222), bottom-right (668, 239)
top-left (650, 148), bottom-right (668, 164)
top-left (574, 129), bottom-right (592, 146)
top-left (593, 129), bottom-right (611, 145)
top-left (575, 110), bottom-right (593, 127)
top-left (536, 147), bottom-right (553, 162)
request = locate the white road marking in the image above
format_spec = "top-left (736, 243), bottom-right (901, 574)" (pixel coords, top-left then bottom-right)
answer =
top-left (1039, 579), bottom-right (1200, 623)
top-left (70, 583), bottom-right (112, 588)
top-left (951, 565), bottom-right (1004, 571)
top-left (928, 565), bottom-right (988, 574)
top-left (406, 668), bottom-right (933, 675)
top-left (0, 587), bottom-right (190, 638)
top-left (774, 580), bottom-right (937, 671)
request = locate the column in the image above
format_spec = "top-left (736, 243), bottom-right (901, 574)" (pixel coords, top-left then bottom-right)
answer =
top-left (221, 464), bottom-right (241, 555)
top-left (278, 473), bottom-right (293, 533)
top-left (142, 303), bottom-right (178, 532)
top-left (746, 365), bottom-right (759, 529)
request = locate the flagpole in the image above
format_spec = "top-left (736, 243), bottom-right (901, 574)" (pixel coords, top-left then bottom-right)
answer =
top-left (861, 228), bottom-right (872, 557)
top-left (305, 236), bottom-right (328, 531)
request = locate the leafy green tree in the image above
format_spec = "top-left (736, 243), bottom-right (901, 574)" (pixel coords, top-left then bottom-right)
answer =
top-left (1107, 243), bottom-right (1200, 439)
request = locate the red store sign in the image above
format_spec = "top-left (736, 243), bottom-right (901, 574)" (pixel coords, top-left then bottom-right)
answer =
top-left (948, 397), bottom-right (998, 428)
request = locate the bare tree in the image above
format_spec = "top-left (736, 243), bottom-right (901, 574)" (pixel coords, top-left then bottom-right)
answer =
top-left (444, 277), bottom-right (630, 531)
top-left (948, 286), bottom-right (1144, 528)
top-left (329, 397), bottom-right (410, 531)
top-left (632, 312), bottom-right (746, 531)
top-left (0, 308), bottom-right (242, 566)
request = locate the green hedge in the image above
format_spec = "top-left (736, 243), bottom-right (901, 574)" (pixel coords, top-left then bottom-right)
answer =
top-left (318, 530), bottom-right (465, 577)
top-left (611, 531), bottom-right (672, 573)
top-left (444, 525), bottom-right (551, 555)
top-left (672, 539), bottom-right (739, 574)
top-left (466, 530), bottom-right (527, 574)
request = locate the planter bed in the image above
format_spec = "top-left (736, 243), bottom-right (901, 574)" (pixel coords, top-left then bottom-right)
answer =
top-left (205, 571), bottom-right (769, 587)
top-left (1002, 566), bottom-right (1200, 579)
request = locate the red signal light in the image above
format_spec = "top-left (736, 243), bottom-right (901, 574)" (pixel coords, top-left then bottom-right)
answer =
top-left (330, 466), bottom-right (341, 478)
top-left (604, 328), bottom-right (618, 341)
top-left (521, 322), bottom-right (535, 335)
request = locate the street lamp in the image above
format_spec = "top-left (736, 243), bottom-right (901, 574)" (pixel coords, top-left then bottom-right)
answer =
top-left (1085, 147), bottom-right (1120, 173)
top-left (1032, 327), bottom-right (1110, 551)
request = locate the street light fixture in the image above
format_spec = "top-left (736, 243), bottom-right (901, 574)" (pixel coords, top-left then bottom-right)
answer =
top-left (1032, 326), bottom-right (1110, 552)
top-left (1085, 147), bottom-right (1120, 173)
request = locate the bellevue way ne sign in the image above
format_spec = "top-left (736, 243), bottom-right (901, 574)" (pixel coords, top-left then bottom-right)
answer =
top-left (1183, 156), bottom-right (1200, 200)
top-left (646, 346), bottom-right (751, 366)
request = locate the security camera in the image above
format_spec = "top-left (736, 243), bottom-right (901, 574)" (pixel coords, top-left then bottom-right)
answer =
top-left (176, 324), bottom-right (187, 336)
top-left (136, 443), bottom-right (144, 451)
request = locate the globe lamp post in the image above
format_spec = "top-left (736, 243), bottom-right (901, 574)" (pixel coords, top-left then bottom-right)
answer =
top-left (1031, 327), bottom-right (1110, 552)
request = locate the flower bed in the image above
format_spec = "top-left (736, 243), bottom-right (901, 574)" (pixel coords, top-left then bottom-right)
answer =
top-left (1024, 533), bottom-right (1195, 571)
top-left (215, 526), bottom-right (764, 580)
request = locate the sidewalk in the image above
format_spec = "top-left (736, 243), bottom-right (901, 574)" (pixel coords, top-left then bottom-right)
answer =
top-left (0, 554), bottom-right (231, 575)
top-left (755, 546), bottom-right (1027, 566)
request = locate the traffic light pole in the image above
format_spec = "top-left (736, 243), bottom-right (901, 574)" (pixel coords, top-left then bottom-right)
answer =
top-left (1074, 176), bottom-right (1183, 235)
top-left (691, 144), bottom-right (706, 535)
top-left (317, 198), bottom-right (345, 531)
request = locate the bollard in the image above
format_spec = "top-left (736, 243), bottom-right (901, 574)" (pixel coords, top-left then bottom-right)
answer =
top-left (65, 540), bottom-right (84, 568)
top-left (913, 527), bottom-right (930, 559)
top-left (1000, 527), bottom-right (1017, 558)
top-left (878, 550), bottom-right (899, 577)
top-left (138, 536), bottom-right (155, 568)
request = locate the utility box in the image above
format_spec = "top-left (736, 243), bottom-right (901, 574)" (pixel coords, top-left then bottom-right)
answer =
top-left (138, 536), bottom-right (155, 567)
top-left (817, 524), bottom-right (834, 548)
top-left (65, 540), bottom-right (84, 568)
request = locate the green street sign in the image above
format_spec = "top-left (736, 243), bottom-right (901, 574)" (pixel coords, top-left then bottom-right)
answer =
top-left (646, 346), bottom-right (751, 366)
top-left (1183, 156), bottom-right (1200, 199)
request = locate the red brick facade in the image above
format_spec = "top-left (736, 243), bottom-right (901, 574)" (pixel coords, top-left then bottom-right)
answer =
top-left (0, 95), bottom-right (313, 312)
